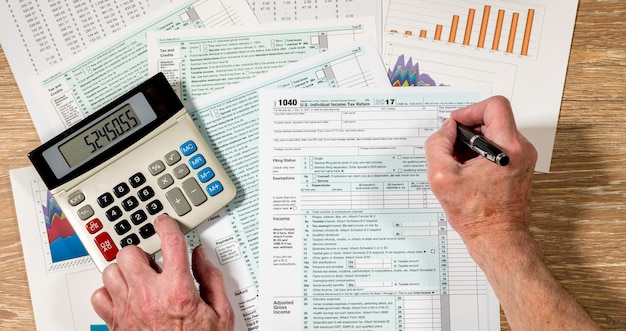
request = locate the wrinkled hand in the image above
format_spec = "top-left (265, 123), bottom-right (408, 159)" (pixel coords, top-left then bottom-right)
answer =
top-left (91, 215), bottom-right (234, 331)
top-left (425, 96), bottom-right (537, 248)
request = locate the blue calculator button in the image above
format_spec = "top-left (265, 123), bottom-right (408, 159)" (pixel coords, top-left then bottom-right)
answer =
top-left (197, 167), bottom-right (215, 183)
top-left (180, 140), bottom-right (197, 156)
top-left (189, 154), bottom-right (206, 169)
top-left (206, 181), bottom-right (224, 197)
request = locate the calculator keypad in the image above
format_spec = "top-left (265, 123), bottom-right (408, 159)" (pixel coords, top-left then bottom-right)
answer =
top-left (69, 139), bottom-right (227, 262)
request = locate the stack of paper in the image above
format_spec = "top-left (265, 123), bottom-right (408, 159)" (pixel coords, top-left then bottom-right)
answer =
top-left (2, 0), bottom-right (579, 330)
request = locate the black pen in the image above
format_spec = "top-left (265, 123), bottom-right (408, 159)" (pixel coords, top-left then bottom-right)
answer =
top-left (439, 116), bottom-right (510, 166)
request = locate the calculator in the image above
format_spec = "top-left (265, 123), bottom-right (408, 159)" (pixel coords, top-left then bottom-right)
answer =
top-left (28, 73), bottom-right (236, 271)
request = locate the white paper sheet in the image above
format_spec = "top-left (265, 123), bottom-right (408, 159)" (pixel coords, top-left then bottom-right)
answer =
top-left (147, 17), bottom-right (378, 101)
top-left (0, 0), bottom-right (172, 76)
top-left (257, 87), bottom-right (500, 330)
top-left (380, 0), bottom-right (578, 173)
top-left (182, 39), bottom-right (390, 309)
top-left (10, 166), bottom-right (109, 330)
top-left (28, 0), bottom-right (257, 142)
top-left (247, 0), bottom-right (381, 23)
top-left (245, 0), bottom-right (384, 48)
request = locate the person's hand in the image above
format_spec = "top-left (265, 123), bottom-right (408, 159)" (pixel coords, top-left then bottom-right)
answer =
top-left (426, 96), bottom-right (599, 330)
top-left (91, 214), bottom-right (234, 331)
top-left (425, 95), bottom-right (538, 249)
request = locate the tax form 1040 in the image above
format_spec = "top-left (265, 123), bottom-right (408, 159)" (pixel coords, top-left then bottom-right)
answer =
top-left (258, 87), bottom-right (500, 331)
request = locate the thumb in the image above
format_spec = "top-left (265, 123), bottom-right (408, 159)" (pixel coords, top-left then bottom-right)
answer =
top-left (191, 246), bottom-right (233, 317)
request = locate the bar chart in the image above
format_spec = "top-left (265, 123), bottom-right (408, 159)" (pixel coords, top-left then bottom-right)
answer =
top-left (385, 0), bottom-right (543, 58)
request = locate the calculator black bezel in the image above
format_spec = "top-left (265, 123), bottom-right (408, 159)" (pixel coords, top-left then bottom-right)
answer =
top-left (28, 72), bottom-right (184, 190)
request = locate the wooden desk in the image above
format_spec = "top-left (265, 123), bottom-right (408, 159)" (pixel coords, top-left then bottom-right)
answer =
top-left (1, 1), bottom-right (625, 329)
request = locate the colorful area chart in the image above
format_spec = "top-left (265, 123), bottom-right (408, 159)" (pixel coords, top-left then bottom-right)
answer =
top-left (387, 54), bottom-right (438, 86)
top-left (43, 191), bottom-right (88, 262)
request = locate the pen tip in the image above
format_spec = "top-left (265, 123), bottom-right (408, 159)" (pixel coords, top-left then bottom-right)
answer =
top-left (438, 116), bottom-right (448, 123)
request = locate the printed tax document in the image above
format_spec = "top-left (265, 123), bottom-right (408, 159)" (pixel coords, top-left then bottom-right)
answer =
top-left (0, 0), bottom-right (172, 81)
top-left (147, 17), bottom-right (378, 101)
top-left (257, 87), bottom-right (500, 331)
top-left (245, 0), bottom-right (384, 48)
top-left (181, 39), bottom-right (390, 330)
top-left (379, 0), bottom-right (578, 173)
top-left (247, 0), bottom-right (382, 23)
top-left (28, 0), bottom-right (257, 142)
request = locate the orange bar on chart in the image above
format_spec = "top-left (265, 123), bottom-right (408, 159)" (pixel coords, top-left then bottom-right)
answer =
top-left (492, 9), bottom-right (505, 51)
top-left (405, 30), bottom-right (413, 36)
top-left (507, 12), bottom-right (519, 53)
top-left (420, 30), bottom-right (427, 38)
top-left (449, 15), bottom-right (459, 42)
top-left (463, 8), bottom-right (475, 45)
top-left (521, 9), bottom-right (535, 55)
top-left (435, 24), bottom-right (443, 40)
top-left (478, 5), bottom-right (491, 48)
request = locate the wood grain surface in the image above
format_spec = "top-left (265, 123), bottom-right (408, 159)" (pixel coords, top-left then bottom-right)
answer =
top-left (1, 1), bottom-right (625, 329)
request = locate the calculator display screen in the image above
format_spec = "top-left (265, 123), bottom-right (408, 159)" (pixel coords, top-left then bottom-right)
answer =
top-left (59, 104), bottom-right (143, 167)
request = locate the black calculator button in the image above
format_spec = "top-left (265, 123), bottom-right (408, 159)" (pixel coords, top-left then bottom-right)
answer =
top-left (77, 205), bottom-right (95, 220)
top-left (146, 200), bottom-right (164, 215)
top-left (139, 223), bottom-right (156, 239)
top-left (172, 164), bottom-right (190, 179)
top-left (114, 220), bottom-right (132, 235)
top-left (121, 196), bottom-right (139, 211)
top-left (166, 188), bottom-right (191, 216)
top-left (129, 172), bottom-right (146, 188)
top-left (106, 206), bottom-right (123, 222)
top-left (113, 182), bottom-right (130, 198)
top-left (148, 160), bottom-right (166, 176)
top-left (130, 210), bottom-right (148, 225)
top-left (137, 186), bottom-right (155, 201)
top-left (164, 150), bottom-right (181, 166)
top-left (120, 234), bottom-right (140, 247)
top-left (182, 178), bottom-right (207, 206)
top-left (157, 174), bottom-right (174, 189)
top-left (97, 192), bottom-right (114, 208)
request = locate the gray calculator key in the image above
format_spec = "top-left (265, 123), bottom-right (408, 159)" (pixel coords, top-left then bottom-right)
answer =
top-left (68, 191), bottom-right (85, 206)
top-left (166, 188), bottom-right (191, 216)
top-left (164, 150), bottom-right (181, 166)
top-left (172, 164), bottom-right (190, 179)
top-left (157, 174), bottom-right (174, 189)
top-left (182, 178), bottom-right (207, 206)
top-left (148, 160), bottom-right (166, 175)
top-left (77, 205), bottom-right (94, 220)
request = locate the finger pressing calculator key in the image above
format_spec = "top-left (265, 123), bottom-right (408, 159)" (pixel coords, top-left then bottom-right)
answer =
top-left (28, 73), bottom-right (236, 271)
